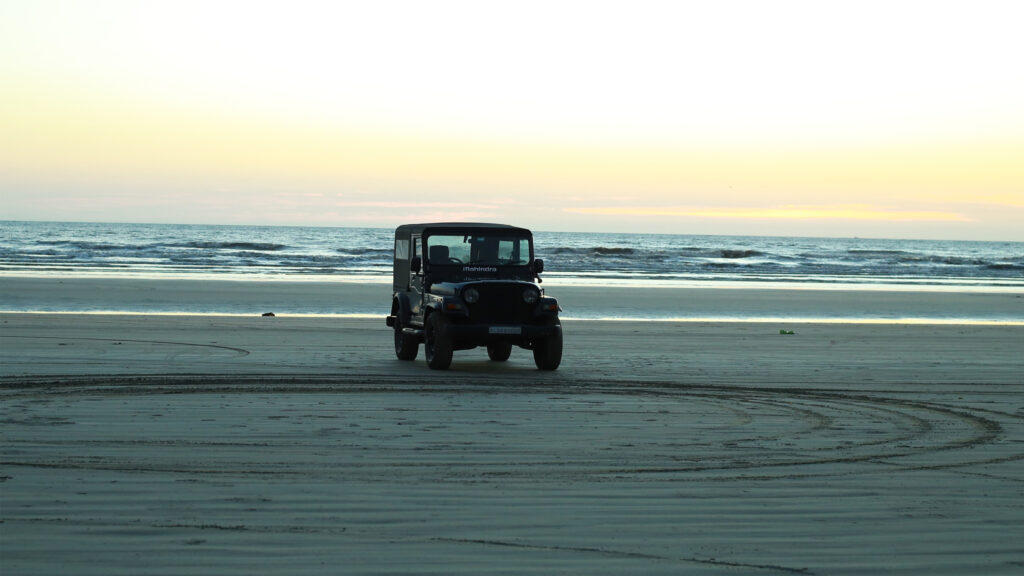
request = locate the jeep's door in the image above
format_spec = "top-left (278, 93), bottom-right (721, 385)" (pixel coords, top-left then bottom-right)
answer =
top-left (409, 235), bottom-right (424, 320)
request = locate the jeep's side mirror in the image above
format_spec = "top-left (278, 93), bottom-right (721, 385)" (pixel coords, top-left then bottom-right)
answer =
top-left (411, 256), bottom-right (422, 274)
top-left (533, 258), bottom-right (544, 274)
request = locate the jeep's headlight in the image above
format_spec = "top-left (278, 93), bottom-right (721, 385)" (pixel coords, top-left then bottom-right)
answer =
top-left (522, 288), bottom-right (539, 303)
top-left (464, 287), bottom-right (480, 303)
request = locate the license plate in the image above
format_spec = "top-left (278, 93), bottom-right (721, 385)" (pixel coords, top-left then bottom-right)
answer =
top-left (489, 326), bottom-right (521, 335)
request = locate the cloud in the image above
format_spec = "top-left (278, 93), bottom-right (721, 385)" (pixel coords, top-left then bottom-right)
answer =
top-left (565, 205), bottom-right (973, 222)
top-left (327, 210), bottom-right (500, 224)
top-left (953, 194), bottom-right (1024, 209)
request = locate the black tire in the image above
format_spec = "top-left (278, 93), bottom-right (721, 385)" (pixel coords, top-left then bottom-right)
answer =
top-left (393, 313), bottom-right (418, 361)
top-left (425, 313), bottom-right (453, 370)
top-left (487, 342), bottom-right (513, 362)
top-left (533, 319), bottom-right (562, 371)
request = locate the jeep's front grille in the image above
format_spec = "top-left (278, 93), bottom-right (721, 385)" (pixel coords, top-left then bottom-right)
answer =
top-left (466, 284), bottom-right (533, 324)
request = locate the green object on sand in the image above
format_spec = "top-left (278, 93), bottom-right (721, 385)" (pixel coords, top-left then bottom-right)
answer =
top-left (779, 329), bottom-right (795, 335)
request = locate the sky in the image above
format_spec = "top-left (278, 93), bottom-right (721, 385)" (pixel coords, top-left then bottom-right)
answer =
top-left (2, 0), bottom-right (1023, 240)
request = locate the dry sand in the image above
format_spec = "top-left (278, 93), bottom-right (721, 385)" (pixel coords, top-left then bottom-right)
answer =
top-left (2, 284), bottom-right (1023, 574)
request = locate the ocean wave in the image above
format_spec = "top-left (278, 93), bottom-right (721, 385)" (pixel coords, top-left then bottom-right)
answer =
top-left (169, 241), bottom-right (287, 251)
top-left (986, 262), bottom-right (1024, 271)
top-left (719, 249), bottom-right (763, 259)
top-left (36, 240), bottom-right (143, 251)
top-left (544, 246), bottom-right (766, 259)
top-left (894, 255), bottom-right (997, 267)
top-left (3, 222), bottom-right (1022, 287)
top-left (847, 249), bottom-right (910, 256)
top-left (547, 246), bottom-right (637, 256)
top-left (335, 247), bottom-right (393, 256)
top-left (592, 247), bottom-right (636, 255)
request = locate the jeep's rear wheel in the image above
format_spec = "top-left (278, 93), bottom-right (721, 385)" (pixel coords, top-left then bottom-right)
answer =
top-left (487, 342), bottom-right (512, 362)
top-left (425, 313), bottom-right (453, 370)
top-left (533, 318), bottom-right (562, 371)
top-left (393, 314), bottom-right (418, 361)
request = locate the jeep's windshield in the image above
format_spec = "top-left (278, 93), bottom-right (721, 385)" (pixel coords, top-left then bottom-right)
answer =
top-left (425, 233), bottom-right (531, 267)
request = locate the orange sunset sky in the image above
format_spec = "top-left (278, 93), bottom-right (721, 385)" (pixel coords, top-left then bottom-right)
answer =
top-left (2, 1), bottom-right (1022, 240)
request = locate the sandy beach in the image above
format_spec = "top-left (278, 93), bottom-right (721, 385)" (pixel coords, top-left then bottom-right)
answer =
top-left (2, 281), bottom-right (1023, 574)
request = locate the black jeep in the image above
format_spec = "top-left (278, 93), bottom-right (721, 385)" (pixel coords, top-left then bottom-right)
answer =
top-left (385, 222), bottom-right (562, 370)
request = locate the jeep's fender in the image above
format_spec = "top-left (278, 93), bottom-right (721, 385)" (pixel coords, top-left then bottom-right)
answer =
top-left (423, 293), bottom-right (446, 315)
top-left (535, 296), bottom-right (561, 317)
top-left (392, 293), bottom-right (413, 324)
top-left (424, 294), bottom-right (469, 317)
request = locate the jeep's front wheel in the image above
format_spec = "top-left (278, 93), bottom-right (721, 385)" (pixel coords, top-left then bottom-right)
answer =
top-left (487, 342), bottom-right (512, 362)
top-left (393, 313), bottom-right (418, 361)
top-left (533, 319), bottom-right (562, 371)
top-left (425, 313), bottom-right (453, 370)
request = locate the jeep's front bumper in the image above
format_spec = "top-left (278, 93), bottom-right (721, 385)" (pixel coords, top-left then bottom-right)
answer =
top-left (385, 315), bottom-right (560, 349)
top-left (445, 322), bottom-right (559, 339)
top-left (445, 321), bottom-right (561, 351)
top-left (384, 317), bottom-right (559, 339)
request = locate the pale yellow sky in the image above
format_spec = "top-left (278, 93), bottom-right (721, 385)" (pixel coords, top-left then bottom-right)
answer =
top-left (2, 0), bottom-right (1022, 239)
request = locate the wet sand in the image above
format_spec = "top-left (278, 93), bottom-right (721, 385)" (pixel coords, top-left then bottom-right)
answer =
top-left (2, 300), bottom-right (1024, 573)
top-left (3, 275), bottom-right (1023, 322)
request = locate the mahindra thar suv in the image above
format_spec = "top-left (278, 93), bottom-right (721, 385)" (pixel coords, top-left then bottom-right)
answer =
top-left (385, 223), bottom-right (562, 370)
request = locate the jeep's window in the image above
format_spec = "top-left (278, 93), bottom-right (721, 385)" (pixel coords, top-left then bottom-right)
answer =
top-left (426, 234), bottom-right (531, 266)
top-left (395, 238), bottom-right (409, 260)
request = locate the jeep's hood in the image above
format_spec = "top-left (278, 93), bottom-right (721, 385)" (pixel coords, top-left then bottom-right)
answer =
top-left (427, 265), bottom-right (536, 285)
top-left (429, 279), bottom-right (540, 296)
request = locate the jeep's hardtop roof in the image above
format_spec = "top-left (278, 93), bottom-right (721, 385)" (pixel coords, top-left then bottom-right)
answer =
top-left (394, 223), bottom-right (531, 240)
top-left (392, 223), bottom-right (535, 289)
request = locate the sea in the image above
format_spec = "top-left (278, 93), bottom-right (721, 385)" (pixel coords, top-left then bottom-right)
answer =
top-left (2, 220), bottom-right (1021, 289)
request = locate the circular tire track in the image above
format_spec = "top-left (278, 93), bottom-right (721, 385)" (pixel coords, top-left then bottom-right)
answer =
top-left (1, 376), bottom-right (1018, 482)
top-left (591, 385), bottom-right (1008, 480)
top-left (0, 335), bottom-right (250, 358)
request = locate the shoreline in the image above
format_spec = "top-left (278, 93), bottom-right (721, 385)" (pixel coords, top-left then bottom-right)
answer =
top-left (4, 269), bottom-right (1024, 291)
top-left (3, 310), bottom-right (1024, 326)
top-left (2, 275), bottom-right (1022, 323)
